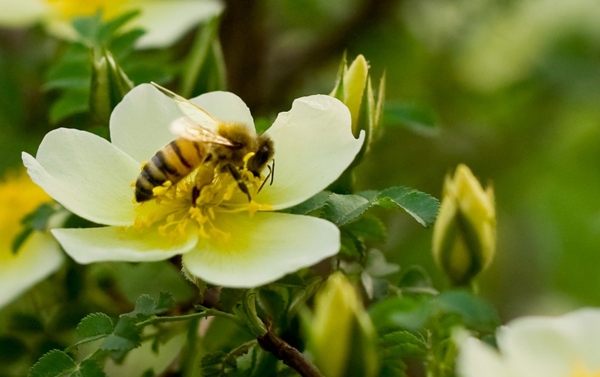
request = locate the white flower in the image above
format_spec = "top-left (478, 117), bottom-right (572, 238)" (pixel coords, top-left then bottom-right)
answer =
top-left (457, 308), bottom-right (600, 377)
top-left (0, 0), bottom-right (223, 49)
top-left (0, 171), bottom-right (64, 309)
top-left (23, 83), bottom-right (364, 288)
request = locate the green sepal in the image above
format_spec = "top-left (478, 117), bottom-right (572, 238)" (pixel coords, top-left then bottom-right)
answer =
top-left (90, 47), bottom-right (134, 125)
top-left (180, 15), bottom-right (225, 98)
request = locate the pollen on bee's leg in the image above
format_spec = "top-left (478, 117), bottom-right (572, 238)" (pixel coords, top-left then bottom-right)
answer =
top-left (243, 152), bottom-right (255, 169)
top-left (153, 180), bottom-right (173, 197)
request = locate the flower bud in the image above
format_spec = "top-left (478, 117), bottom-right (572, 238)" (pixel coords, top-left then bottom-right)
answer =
top-left (306, 272), bottom-right (379, 377)
top-left (330, 53), bottom-right (385, 159)
top-left (90, 47), bottom-right (134, 125)
top-left (432, 164), bottom-right (496, 287)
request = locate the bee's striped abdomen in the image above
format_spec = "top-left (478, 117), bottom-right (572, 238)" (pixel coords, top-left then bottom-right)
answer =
top-left (135, 139), bottom-right (206, 202)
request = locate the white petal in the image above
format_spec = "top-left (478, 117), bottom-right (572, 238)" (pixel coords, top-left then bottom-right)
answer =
top-left (190, 91), bottom-right (255, 132)
top-left (110, 83), bottom-right (183, 163)
top-left (559, 308), bottom-right (600, 370)
top-left (497, 318), bottom-right (574, 377)
top-left (52, 226), bottom-right (197, 264)
top-left (23, 129), bottom-right (140, 226)
top-left (457, 338), bottom-right (512, 377)
top-left (129, 0), bottom-right (224, 49)
top-left (0, 0), bottom-right (48, 27)
top-left (258, 95), bottom-right (364, 209)
top-left (0, 233), bottom-right (63, 309)
top-left (182, 212), bottom-right (339, 287)
top-left (110, 85), bottom-right (255, 164)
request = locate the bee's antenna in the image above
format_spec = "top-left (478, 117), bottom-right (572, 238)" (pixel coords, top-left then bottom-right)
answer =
top-left (258, 160), bottom-right (275, 194)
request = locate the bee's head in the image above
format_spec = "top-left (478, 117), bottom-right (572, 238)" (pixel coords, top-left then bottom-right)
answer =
top-left (248, 136), bottom-right (274, 177)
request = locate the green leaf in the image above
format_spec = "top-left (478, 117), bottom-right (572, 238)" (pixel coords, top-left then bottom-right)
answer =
top-left (284, 191), bottom-right (330, 215)
top-left (29, 350), bottom-right (75, 377)
top-left (397, 266), bottom-right (433, 290)
top-left (369, 296), bottom-right (433, 331)
top-left (155, 291), bottom-right (175, 314)
top-left (372, 186), bottom-right (439, 227)
top-left (341, 215), bottom-right (387, 244)
top-left (339, 229), bottom-right (363, 258)
top-left (97, 10), bottom-right (141, 44)
top-left (131, 294), bottom-right (156, 320)
top-left (44, 61), bottom-right (91, 90)
top-left (109, 28), bottom-right (145, 59)
top-left (100, 317), bottom-right (141, 352)
top-left (77, 360), bottom-right (106, 377)
top-left (77, 313), bottom-right (114, 342)
top-left (433, 290), bottom-right (499, 333)
top-left (50, 89), bottom-right (90, 124)
top-left (299, 187), bottom-right (438, 228)
top-left (20, 203), bottom-right (55, 231)
top-left (379, 329), bottom-right (427, 358)
top-left (123, 292), bottom-right (175, 320)
top-left (71, 13), bottom-right (103, 44)
top-left (322, 193), bottom-right (371, 226)
top-left (384, 101), bottom-right (438, 135)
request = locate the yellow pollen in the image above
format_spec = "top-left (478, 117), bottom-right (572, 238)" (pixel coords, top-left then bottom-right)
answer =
top-left (133, 164), bottom-right (274, 243)
top-left (0, 170), bottom-right (52, 262)
top-left (44, 0), bottom-right (128, 20)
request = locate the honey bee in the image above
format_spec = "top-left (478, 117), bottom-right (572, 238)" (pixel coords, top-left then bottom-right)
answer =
top-left (135, 83), bottom-right (274, 203)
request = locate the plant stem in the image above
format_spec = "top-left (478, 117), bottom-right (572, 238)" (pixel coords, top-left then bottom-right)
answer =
top-left (257, 330), bottom-right (324, 377)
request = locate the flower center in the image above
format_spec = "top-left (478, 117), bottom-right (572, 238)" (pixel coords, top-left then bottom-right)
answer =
top-left (44, 0), bottom-right (127, 20)
top-left (133, 160), bottom-right (273, 244)
top-left (0, 171), bottom-right (51, 262)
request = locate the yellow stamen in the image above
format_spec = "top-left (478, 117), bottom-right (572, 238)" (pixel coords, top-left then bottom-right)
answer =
top-left (133, 163), bottom-right (274, 244)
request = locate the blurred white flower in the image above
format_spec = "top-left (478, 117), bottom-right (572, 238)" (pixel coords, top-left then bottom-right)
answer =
top-left (0, 170), bottom-right (63, 309)
top-left (458, 308), bottom-right (600, 377)
top-left (0, 0), bottom-right (224, 49)
top-left (23, 83), bottom-right (364, 288)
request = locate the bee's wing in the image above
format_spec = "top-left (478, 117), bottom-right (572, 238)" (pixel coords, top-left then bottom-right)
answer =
top-left (170, 117), bottom-right (234, 146)
top-left (151, 82), bottom-right (223, 132)
top-left (152, 82), bottom-right (234, 146)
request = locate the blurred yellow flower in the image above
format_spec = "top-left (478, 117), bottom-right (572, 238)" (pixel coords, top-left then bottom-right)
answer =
top-left (432, 164), bottom-right (496, 286)
top-left (0, 170), bottom-right (63, 309)
top-left (0, 0), bottom-right (223, 48)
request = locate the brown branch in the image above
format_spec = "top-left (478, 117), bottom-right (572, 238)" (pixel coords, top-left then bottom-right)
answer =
top-left (219, 0), bottom-right (400, 113)
top-left (257, 330), bottom-right (324, 377)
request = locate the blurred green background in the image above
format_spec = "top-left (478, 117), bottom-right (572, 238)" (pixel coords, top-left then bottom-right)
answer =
top-left (2, 0), bottom-right (600, 322)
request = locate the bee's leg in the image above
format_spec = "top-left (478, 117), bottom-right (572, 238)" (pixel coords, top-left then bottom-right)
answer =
top-left (191, 186), bottom-right (200, 206)
top-left (225, 165), bottom-right (252, 202)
